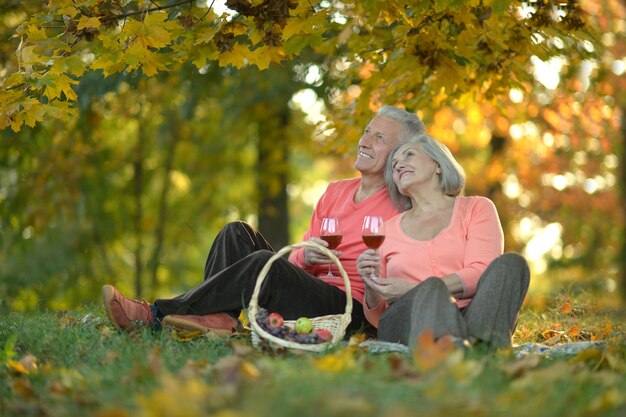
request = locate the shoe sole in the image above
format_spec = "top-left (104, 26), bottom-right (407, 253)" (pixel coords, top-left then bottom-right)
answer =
top-left (102, 285), bottom-right (123, 332)
top-left (161, 316), bottom-right (233, 338)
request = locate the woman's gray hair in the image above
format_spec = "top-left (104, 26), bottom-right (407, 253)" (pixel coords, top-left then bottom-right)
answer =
top-left (376, 105), bottom-right (426, 141)
top-left (385, 134), bottom-right (466, 211)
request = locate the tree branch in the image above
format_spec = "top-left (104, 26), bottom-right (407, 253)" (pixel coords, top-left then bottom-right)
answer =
top-left (102, 0), bottom-right (195, 22)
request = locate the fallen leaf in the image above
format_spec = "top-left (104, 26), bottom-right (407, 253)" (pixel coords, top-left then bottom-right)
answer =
top-left (500, 354), bottom-right (541, 378)
top-left (171, 329), bottom-right (203, 341)
top-left (12, 378), bottom-right (36, 398)
top-left (238, 309), bottom-right (250, 330)
top-left (314, 348), bottom-right (357, 373)
top-left (239, 361), bottom-right (260, 379)
top-left (7, 360), bottom-right (29, 375)
top-left (412, 329), bottom-right (455, 371)
top-left (559, 302), bottom-right (573, 314)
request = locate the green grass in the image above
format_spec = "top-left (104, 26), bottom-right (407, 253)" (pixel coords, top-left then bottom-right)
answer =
top-left (1, 295), bottom-right (625, 417)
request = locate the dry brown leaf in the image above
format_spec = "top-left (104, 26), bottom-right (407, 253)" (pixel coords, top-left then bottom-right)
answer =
top-left (239, 361), bottom-right (260, 379)
top-left (559, 302), bottom-right (573, 314)
top-left (12, 378), bottom-right (36, 399)
top-left (412, 329), bottom-right (455, 371)
top-left (500, 354), bottom-right (541, 378)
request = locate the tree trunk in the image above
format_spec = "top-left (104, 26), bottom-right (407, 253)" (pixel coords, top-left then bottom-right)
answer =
top-left (257, 106), bottom-right (290, 249)
top-left (618, 106), bottom-right (626, 300)
top-left (133, 122), bottom-right (145, 297)
top-left (149, 112), bottom-right (180, 294)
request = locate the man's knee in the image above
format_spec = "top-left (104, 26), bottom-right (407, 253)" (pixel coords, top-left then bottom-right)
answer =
top-left (248, 249), bottom-right (275, 265)
top-left (221, 221), bottom-right (253, 234)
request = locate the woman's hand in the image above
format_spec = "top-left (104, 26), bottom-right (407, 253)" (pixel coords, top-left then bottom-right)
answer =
top-left (362, 276), bottom-right (416, 305)
top-left (358, 249), bottom-right (384, 308)
top-left (303, 237), bottom-right (342, 266)
top-left (357, 249), bottom-right (381, 278)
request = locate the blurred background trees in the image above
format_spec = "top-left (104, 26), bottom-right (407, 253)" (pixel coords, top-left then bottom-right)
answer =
top-left (0, 0), bottom-right (624, 310)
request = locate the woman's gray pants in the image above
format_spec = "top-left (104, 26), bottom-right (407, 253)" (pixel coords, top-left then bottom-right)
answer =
top-left (378, 253), bottom-right (530, 348)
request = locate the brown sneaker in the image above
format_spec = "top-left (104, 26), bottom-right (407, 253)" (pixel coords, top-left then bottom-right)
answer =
top-left (162, 313), bottom-right (238, 337)
top-left (102, 285), bottom-right (153, 331)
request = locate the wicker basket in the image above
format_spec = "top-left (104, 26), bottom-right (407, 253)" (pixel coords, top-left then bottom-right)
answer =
top-left (248, 241), bottom-right (352, 352)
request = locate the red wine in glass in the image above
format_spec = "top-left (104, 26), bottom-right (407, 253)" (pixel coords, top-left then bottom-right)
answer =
top-left (321, 234), bottom-right (342, 250)
top-left (320, 217), bottom-right (342, 278)
top-left (362, 216), bottom-right (385, 278)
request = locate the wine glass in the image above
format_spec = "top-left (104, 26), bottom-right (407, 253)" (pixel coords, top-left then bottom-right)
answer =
top-left (320, 217), bottom-right (342, 278)
top-left (361, 215), bottom-right (386, 279)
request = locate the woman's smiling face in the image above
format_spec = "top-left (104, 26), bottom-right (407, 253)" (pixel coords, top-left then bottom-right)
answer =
top-left (391, 143), bottom-right (439, 195)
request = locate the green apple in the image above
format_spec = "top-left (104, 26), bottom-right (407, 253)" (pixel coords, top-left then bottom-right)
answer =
top-left (294, 317), bottom-right (313, 334)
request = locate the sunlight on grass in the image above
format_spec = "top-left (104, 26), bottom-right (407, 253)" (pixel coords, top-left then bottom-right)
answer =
top-left (1, 293), bottom-right (624, 417)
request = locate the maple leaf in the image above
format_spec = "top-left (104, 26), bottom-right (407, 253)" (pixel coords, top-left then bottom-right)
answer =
top-left (26, 24), bottom-right (48, 42)
top-left (40, 73), bottom-right (79, 101)
top-left (135, 374), bottom-right (214, 417)
top-left (195, 25), bottom-right (221, 45)
top-left (412, 329), bottom-right (455, 371)
top-left (124, 43), bottom-right (168, 76)
top-left (77, 15), bottom-right (101, 31)
top-left (57, 6), bottom-right (80, 17)
top-left (239, 361), bottom-right (261, 379)
top-left (247, 45), bottom-right (286, 70)
top-left (218, 43), bottom-right (254, 68)
top-left (19, 101), bottom-right (47, 128)
top-left (171, 328), bottom-right (203, 341)
top-left (314, 347), bottom-right (357, 373)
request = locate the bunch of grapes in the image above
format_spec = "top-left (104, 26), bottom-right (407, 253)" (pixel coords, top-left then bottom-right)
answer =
top-left (255, 308), bottom-right (322, 345)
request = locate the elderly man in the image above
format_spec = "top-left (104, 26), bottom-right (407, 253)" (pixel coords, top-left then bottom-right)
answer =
top-left (102, 105), bottom-right (425, 336)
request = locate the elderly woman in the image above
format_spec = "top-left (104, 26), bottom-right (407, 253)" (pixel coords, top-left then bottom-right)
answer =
top-left (357, 134), bottom-right (530, 348)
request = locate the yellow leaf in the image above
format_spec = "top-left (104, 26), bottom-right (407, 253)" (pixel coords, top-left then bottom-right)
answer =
top-left (18, 100), bottom-right (47, 128)
top-left (171, 329), bottom-right (203, 341)
top-left (218, 43), bottom-right (252, 68)
top-left (124, 43), bottom-right (166, 76)
top-left (195, 25), bottom-right (221, 45)
top-left (314, 348), bottom-right (357, 373)
top-left (77, 16), bottom-right (101, 30)
top-left (91, 53), bottom-right (126, 77)
top-left (239, 361), bottom-right (260, 379)
top-left (57, 6), bottom-right (80, 17)
top-left (245, 46), bottom-right (286, 70)
top-left (44, 73), bottom-right (78, 101)
top-left (7, 360), bottom-right (29, 374)
top-left (142, 12), bottom-right (178, 48)
top-left (27, 24), bottom-right (47, 42)
top-left (587, 388), bottom-right (625, 414)
top-left (18, 45), bottom-right (41, 66)
top-left (222, 22), bottom-right (248, 36)
top-left (238, 309), bottom-right (250, 330)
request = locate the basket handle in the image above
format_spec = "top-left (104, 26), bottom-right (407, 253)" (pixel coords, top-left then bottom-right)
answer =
top-left (248, 240), bottom-right (353, 320)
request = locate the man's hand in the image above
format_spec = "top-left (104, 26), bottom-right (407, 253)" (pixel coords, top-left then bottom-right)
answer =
top-left (303, 237), bottom-right (342, 266)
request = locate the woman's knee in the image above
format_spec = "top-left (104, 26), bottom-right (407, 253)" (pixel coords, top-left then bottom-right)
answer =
top-left (420, 277), bottom-right (448, 291)
top-left (399, 277), bottom-right (450, 304)
top-left (494, 253), bottom-right (530, 281)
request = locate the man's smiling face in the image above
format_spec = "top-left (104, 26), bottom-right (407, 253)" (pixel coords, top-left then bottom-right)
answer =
top-left (354, 115), bottom-right (405, 176)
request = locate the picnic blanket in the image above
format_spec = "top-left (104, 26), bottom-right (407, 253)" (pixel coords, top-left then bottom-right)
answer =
top-left (359, 340), bottom-right (605, 357)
